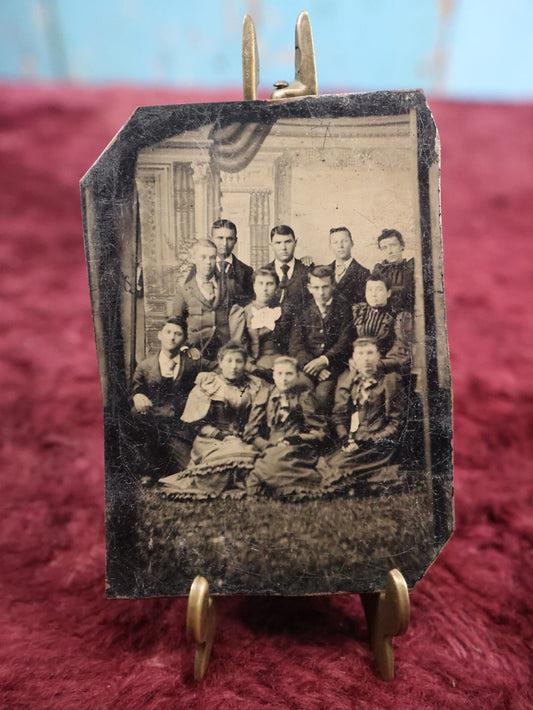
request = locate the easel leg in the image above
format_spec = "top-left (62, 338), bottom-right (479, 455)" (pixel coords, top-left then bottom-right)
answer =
top-left (186, 576), bottom-right (216, 680)
top-left (360, 568), bottom-right (410, 681)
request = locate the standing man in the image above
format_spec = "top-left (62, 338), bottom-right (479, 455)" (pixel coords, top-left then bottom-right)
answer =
top-left (263, 224), bottom-right (311, 352)
top-left (172, 239), bottom-right (231, 363)
top-left (328, 226), bottom-right (370, 305)
top-left (186, 220), bottom-right (254, 306)
top-left (264, 224), bottom-right (310, 310)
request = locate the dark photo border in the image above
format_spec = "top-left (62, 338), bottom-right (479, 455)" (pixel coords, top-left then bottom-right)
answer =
top-left (81, 91), bottom-right (453, 598)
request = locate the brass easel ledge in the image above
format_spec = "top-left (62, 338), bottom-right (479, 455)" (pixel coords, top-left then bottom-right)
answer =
top-left (242, 10), bottom-right (318, 101)
top-left (186, 568), bottom-right (410, 681)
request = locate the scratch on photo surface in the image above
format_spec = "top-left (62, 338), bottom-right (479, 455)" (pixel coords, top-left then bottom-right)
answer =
top-left (322, 122), bottom-right (332, 150)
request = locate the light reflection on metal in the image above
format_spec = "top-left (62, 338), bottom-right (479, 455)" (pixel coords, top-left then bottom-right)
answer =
top-left (242, 11), bottom-right (318, 101)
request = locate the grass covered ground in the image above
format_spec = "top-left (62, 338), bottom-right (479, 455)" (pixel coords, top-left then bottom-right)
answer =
top-left (134, 471), bottom-right (436, 596)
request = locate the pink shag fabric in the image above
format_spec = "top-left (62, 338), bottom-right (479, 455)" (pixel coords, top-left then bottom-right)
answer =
top-left (1, 84), bottom-right (532, 709)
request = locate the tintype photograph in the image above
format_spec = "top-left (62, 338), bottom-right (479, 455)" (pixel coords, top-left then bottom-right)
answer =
top-left (81, 91), bottom-right (453, 598)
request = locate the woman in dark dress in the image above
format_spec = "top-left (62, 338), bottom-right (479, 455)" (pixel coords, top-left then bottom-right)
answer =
top-left (159, 342), bottom-right (262, 499)
top-left (371, 228), bottom-right (415, 313)
top-left (244, 356), bottom-right (325, 498)
top-left (318, 337), bottom-right (406, 493)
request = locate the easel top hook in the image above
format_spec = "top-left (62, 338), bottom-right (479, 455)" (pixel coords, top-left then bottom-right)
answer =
top-left (242, 10), bottom-right (318, 101)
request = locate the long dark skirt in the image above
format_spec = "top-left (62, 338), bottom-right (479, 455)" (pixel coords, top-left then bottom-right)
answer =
top-left (158, 435), bottom-right (258, 500)
top-left (318, 441), bottom-right (400, 494)
top-left (247, 442), bottom-right (322, 498)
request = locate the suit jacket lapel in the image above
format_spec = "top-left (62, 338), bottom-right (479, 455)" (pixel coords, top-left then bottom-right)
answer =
top-left (293, 259), bottom-right (304, 281)
top-left (173, 353), bottom-right (186, 384)
top-left (340, 259), bottom-right (354, 284)
top-left (211, 274), bottom-right (222, 308)
top-left (231, 257), bottom-right (242, 281)
top-left (145, 354), bottom-right (163, 384)
top-left (189, 277), bottom-right (217, 310)
top-left (330, 258), bottom-right (350, 285)
top-left (309, 299), bottom-right (322, 322)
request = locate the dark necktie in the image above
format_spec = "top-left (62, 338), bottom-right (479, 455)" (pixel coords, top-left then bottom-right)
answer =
top-left (219, 260), bottom-right (228, 299)
top-left (280, 264), bottom-right (290, 292)
top-left (276, 395), bottom-right (291, 425)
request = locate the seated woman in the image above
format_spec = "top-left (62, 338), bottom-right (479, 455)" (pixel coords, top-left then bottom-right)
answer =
top-left (229, 267), bottom-right (289, 380)
top-left (371, 228), bottom-right (415, 313)
top-left (159, 342), bottom-right (262, 499)
top-left (318, 337), bottom-right (407, 493)
top-left (243, 356), bottom-right (325, 498)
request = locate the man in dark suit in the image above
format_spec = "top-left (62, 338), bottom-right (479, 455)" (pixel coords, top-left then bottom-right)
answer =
top-left (130, 317), bottom-right (205, 486)
top-left (289, 265), bottom-right (354, 412)
top-left (185, 220), bottom-right (254, 306)
top-left (262, 225), bottom-right (310, 350)
top-left (328, 226), bottom-right (370, 305)
top-left (172, 239), bottom-right (231, 362)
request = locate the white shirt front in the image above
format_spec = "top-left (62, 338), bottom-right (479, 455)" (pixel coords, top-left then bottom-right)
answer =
top-left (159, 351), bottom-right (181, 379)
top-left (334, 257), bottom-right (353, 282)
top-left (196, 275), bottom-right (219, 302)
top-left (274, 258), bottom-right (295, 282)
top-left (218, 254), bottom-right (234, 270)
top-left (316, 297), bottom-right (333, 319)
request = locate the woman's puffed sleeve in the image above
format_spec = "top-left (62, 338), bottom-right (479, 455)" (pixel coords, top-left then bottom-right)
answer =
top-left (298, 390), bottom-right (326, 443)
top-left (243, 385), bottom-right (271, 450)
top-left (331, 369), bottom-right (354, 441)
top-left (181, 372), bottom-right (219, 424)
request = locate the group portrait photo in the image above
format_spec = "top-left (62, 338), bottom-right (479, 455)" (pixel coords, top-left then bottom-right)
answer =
top-left (82, 92), bottom-right (453, 597)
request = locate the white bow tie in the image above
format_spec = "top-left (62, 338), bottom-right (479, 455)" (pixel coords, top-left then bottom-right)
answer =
top-left (250, 306), bottom-right (281, 331)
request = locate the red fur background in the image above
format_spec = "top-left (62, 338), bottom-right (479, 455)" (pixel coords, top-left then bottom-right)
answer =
top-left (1, 84), bottom-right (532, 709)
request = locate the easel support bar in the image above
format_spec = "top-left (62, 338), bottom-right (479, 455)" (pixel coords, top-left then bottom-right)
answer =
top-left (360, 569), bottom-right (410, 680)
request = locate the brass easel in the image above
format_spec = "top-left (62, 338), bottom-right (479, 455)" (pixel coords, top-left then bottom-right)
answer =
top-left (186, 10), bottom-right (411, 682)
